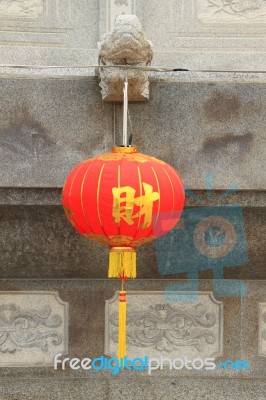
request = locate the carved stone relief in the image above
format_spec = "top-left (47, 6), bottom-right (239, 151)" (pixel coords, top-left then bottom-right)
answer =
top-left (135, 0), bottom-right (266, 70)
top-left (105, 292), bottom-right (223, 359)
top-left (0, 292), bottom-right (68, 367)
top-left (259, 302), bottom-right (266, 356)
top-left (98, 14), bottom-right (153, 101)
top-left (0, 0), bottom-right (96, 67)
top-left (106, 0), bottom-right (136, 32)
top-left (0, 0), bottom-right (43, 18)
top-left (197, 0), bottom-right (266, 22)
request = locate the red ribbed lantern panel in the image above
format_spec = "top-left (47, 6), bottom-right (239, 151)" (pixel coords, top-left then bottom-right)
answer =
top-left (62, 147), bottom-right (185, 249)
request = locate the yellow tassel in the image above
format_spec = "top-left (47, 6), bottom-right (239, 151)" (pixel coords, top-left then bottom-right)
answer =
top-left (109, 248), bottom-right (135, 362)
top-left (108, 247), bottom-right (136, 278)
top-left (118, 290), bottom-right (127, 361)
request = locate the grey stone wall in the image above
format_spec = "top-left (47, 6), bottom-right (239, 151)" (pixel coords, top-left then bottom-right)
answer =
top-left (0, 71), bottom-right (265, 399)
top-left (1, 0), bottom-right (266, 70)
top-left (0, 1), bottom-right (265, 399)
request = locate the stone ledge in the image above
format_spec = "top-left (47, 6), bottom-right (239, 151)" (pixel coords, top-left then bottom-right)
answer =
top-left (0, 205), bottom-right (264, 280)
top-left (1, 68), bottom-right (266, 82)
top-left (0, 188), bottom-right (265, 207)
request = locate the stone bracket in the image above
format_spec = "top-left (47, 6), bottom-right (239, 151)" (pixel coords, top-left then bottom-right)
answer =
top-left (98, 15), bottom-right (153, 102)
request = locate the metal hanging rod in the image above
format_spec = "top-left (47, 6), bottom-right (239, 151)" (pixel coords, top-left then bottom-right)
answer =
top-left (122, 77), bottom-right (128, 147)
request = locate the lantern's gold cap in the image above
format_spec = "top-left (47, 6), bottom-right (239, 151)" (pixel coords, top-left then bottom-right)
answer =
top-left (112, 146), bottom-right (138, 154)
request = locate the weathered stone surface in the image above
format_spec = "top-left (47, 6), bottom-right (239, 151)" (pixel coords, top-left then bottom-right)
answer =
top-left (0, 77), bottom-right (113, 187)
top-left (0, 205), bottom-right (109, 279)
top-left (0, 377), bottom-right (266, 400)
top-left (0, 75), bottom-right (265, 189)
top-left (0, 4), bottom-right (264, 399)
top-left (99, 15), bottom-right (153, 101)
top-left (101, 1), bottom-right (266, 71)
top-left (105, 291), bottom-right (223, 359)
top-left (0, 379), bottom-right (109, 400)
top-left (137, 0), bottom-right (266, 71)
top-left (258, 302), bottom-right (266, 357)
top-left (123, 81), bottom-right (266, 191)
top-left (0, 188), bottom-right (63, 206)
top-left (99, 0), bottom-right (137, 37)
top-left (161, 204), bottom-right (266, 281)
top-left (107, 378), bottom-right (266, 400)
top-left (1, 188), bottom-right (266, 207)
top-left (197, 0), bottom-right (266, 23)
top-left (1, 0), bottom-right (266, 71)
top-left (0, 291), bottom-right (68, 367)
top-left (0, 281), bottom-right (261, 392)
top-left (109, 378), bottom-right (266, 400)
top-left (0, 205), bottom-right (264, 280)
top-left (0, 279), bottom-right (245, 379)
top-left (229, 280), bottom-right (266, 379)
top-left (0, 0), bottom-right (99, 67)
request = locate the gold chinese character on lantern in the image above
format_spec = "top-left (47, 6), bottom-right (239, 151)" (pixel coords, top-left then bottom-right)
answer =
top-left (112, 183), bottom-right (160, 228)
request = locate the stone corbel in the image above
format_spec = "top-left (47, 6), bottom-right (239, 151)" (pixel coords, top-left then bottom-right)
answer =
top-left (98, 15), bottom-right (153, 102)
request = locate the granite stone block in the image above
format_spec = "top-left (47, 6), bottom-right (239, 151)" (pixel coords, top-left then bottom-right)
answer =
top-left (0, 379), bottom-right (109, 400)
top-left (0, 77), bottom-right (265, 190)
top-left (0, 0), bottom-right (99, 67)
top-left (259, 302), bottom-right (266, 357)
top-left (1, 0), bottom-right (266, 71)
top-left (0, 77), bottom-right (113, 187)
top-left (0, 188), bottom-right (265, 207)
top-left (1, 377), bottom-right (266, 400)
top-left (136, 0), bottom-right (266, 71)
top-left (0, 279), bottom-right (247, 380)
top-left (0, 291), bottom-right (68, 367)
top-left (0, 205), bottom-right (264, 280)
top-left (240, 280), bottom-right (266, 378)
top-left (107, 378), bottom-right (266, 400)
top-left (105, 291), bottom-right (223, 360)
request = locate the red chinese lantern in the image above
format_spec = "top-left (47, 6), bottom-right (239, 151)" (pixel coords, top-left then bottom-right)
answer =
top-left (62, 145), bottom-right (185, 359)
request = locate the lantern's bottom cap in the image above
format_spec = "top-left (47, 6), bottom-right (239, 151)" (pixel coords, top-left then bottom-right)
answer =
top-left (110, 247), bottom-right (135, 252)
